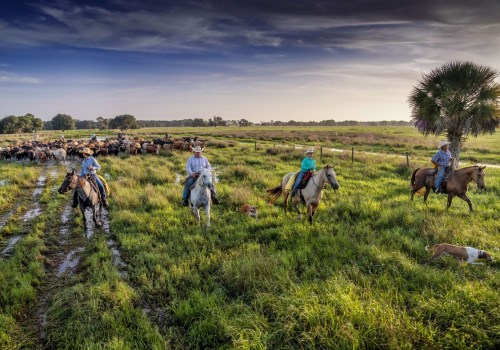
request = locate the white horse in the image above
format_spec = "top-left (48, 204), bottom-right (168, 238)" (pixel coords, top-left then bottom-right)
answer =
top-left (53, 148), bottom-right (66, 164)
top-left (189, 168), bottom-right (212, 227)
top-left (267, 165), bottom-right (340, 224)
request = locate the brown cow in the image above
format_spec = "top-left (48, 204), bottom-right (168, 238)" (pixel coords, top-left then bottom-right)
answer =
top-left (145, 144), bottom-right (159, 155)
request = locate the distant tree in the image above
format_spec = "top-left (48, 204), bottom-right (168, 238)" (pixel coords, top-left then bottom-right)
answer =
top-left (109, 114), bottom-right (140, 130)
top-left (192, 118), bottom-right (207, 127)
top-left (43, 120), bottom-right (53, 130)
top-left (52, 114), bottom-right (76, 131)
top-left (0, 115), bottom-right (18, 133)
top-left (76, 120), bottom-right (98, 129)
top-left (238, 118), bottom-right (252, 127)
top-left (409, 61), bottom-right (500, 167)
top-left (96, 116), bottom-right (110, 130)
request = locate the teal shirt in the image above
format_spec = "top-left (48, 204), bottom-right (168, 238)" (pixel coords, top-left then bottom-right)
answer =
top-left (300, 157), bottom-right (316, 172)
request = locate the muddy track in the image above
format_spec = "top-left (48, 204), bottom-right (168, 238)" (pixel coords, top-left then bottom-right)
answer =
top-left (0, 162), bottom-right (53, 258)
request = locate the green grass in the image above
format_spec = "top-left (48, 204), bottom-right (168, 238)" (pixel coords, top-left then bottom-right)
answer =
top-left (1, 127), bottom-right (499, 349)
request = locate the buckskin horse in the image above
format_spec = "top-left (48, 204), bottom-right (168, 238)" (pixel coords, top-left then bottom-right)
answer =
top-left (58, 170), bottom-right (102, 230)
top-left (267, 165), bottom-right (340, 224)
top-left (410, 165), bottom-right (486, 212)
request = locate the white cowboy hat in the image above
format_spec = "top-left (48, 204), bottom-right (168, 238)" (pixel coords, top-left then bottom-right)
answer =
top-left (79, 147), bottom-right (94, 155)
top-left (304, 148), bottom-right (315, 154)
top-left (192, 146), bottom-right (202, 152)
top-left (438, 140), bottom-right (450, 149)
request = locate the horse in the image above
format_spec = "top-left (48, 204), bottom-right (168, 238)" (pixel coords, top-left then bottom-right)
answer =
top-left (189, 168), bottom-right (212, 228)
top-left (267, 165), bottom-right (340, 224)
top-left (58, 170), bottom-right (102, 230)
top-left (410, 165), bottom-right (486, 212)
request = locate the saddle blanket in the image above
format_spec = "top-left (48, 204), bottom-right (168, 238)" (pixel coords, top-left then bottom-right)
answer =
top-left (284, 171), bottom-right (312, 193)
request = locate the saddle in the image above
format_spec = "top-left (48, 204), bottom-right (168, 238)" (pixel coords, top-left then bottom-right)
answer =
top-left (298, 171), bottom-right (313, 189)
top-left (85, 174), bottom-right (102, 201)
top-left (286, 171), bottom-right (313, 192)
top-left (427, 167), bottom-right (454, 194)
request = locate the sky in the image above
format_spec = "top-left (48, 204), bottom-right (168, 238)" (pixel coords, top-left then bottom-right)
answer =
top-left (1, 0), bottom-right (499, 122)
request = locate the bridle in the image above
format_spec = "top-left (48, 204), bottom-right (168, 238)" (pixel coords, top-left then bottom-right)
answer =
top-left (311, 168), bottom-right (336, 189)
top-left (197, 171), bottom-right (212, 188)
top-left (60, 173), bottom-right (77, 193)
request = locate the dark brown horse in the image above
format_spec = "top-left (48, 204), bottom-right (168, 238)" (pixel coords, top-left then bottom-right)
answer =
top-left (58, 170), bottom-right (102, 230)
top-left (410, 166), bottom-right (486, 212)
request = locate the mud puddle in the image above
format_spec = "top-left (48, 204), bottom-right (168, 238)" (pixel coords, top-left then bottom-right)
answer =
top-left (0, 235), bottom-right (22, 257)
top-left (57, 247), bottom-right (84, 278)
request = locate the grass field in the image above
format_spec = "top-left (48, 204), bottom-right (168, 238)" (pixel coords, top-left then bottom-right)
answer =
top-left (1, 127), bottom-right (499, 349)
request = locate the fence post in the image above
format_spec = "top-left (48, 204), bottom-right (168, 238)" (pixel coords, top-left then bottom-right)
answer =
top-left (320, 146), bottom-right (323, 160)
top-left (406, 152), bottom-right (409, 167)
top-left (254, 140), bottom-right (257, 151)
top-left (351, 147), bottom-right (354, 163)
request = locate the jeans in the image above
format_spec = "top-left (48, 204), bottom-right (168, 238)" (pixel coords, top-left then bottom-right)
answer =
top-left (182, 175), bottom-right (217, 201)
top-left (292, 171), bottom-right (306, 192)
top-left (435, 166), bottom-right (446, 190)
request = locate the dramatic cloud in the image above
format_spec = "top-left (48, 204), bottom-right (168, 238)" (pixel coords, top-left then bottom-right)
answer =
top-left (0, 0), bottom-right (499, 121)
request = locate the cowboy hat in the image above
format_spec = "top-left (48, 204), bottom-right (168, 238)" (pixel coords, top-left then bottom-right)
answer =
top-left (438, 140), bottom-right (450, 149)
top-left (79, 147), bottom-right (94, 155)
top-left (192, 146), bottom-right (202, 152)
top-left (304, 148), bottom-right (315, 154)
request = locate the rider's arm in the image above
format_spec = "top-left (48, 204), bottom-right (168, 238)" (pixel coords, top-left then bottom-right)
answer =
top-left (204, 158), bottom-right (212, 172)
top-left (92, 158), bottom-right (101, 171)
top-left (186, 157), bottom-right (193, 176)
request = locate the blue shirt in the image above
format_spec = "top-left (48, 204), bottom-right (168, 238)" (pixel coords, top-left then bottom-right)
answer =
top-left (80, 157), bottom-right (101, 176)
top-left (186, 155), bottom-right (211, 176)
top-left (300, 157), bottom-right (316, 172)
top-left (432, 150), bottom-right (451, 167)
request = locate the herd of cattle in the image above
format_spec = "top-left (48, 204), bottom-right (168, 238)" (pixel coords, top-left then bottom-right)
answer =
top-left (0, 136), bottom-right (207, 163)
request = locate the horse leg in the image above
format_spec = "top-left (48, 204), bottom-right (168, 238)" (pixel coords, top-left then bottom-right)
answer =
top-left (81, 207), bottom-right (87, 231)
top-left (294, 200), bottom-right (302, 220)
top-left (309, 204), bottom-right (318, 225)
top-left (447, 193), bottom-right (454, 211)
top-left (206, 205), bottom-right (210, 228)
top-left (423, 186), bottom-right (431, 203)
top-left (93, 204), bottom-right (102, 228)
top-left (283, 192), bottom-right (289, 214)
top-left (458, 193), bottom-right (473, 213)
top-left (307, 204), bottom-right (313, 225)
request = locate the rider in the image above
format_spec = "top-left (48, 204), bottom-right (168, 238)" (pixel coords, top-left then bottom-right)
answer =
top-left (432, 140), bottom-right (452, 194)
top-left (72, 147), bottom-right (109, 208)
top-left (182, 146), bottom-right (220, 206)
top-left (290, 148), bottom-right (317, 197)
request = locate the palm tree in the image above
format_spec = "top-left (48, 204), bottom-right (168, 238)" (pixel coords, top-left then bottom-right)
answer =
top-left (408, 61), bottom-right (500, 168)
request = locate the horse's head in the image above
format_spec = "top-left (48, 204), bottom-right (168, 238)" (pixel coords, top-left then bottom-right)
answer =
top-left (58, 169), bottom-right (77, 194)
top-left (474, 166), bottom-right (486, 190)
top-left (198, 168), bottom-right (213, 188)
top-left (324, 165), bottom-right (339, 191)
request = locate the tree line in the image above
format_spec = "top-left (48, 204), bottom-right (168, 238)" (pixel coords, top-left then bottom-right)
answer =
top-left (0, 114), bottom-right (413, 133)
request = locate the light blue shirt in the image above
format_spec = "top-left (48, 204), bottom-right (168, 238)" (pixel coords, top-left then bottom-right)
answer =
top-left (80, 157), bottom-right (101, 176)
top-left (432, 150), bottom-right (451, 167)
top-left (186, 155), bottom-right (211, 176)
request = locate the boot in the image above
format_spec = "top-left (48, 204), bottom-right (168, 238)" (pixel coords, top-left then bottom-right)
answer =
top-left (102, 197), bottom-right (109, 207)
top-left (290, 190), bottom-right (296, 197)
top-left (182, 198), bottom-right (189, 207)
top-left (72, 191), bottom-right (78, 208)
top-left (211, 190), bottom-right (220, 205)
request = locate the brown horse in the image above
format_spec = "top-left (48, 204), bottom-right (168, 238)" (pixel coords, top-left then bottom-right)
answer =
top-left (58, 170), bottom-right (102, 230)
top-left (410, 166), bottom-right (486, 212)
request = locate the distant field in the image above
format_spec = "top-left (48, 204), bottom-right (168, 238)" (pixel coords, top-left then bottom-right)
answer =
top-left (1, 127), bottom-right (499, 349)
top-left (2, 125), bottom-right (499, 164)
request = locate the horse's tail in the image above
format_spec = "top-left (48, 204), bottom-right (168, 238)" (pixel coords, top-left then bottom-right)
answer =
top-left (266, 184), bottom-right (283, 204)
top-left (410, 168), bottom-right (420, 189)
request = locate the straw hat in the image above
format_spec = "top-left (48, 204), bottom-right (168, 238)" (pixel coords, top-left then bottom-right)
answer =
top-left (192, 146), bottom-right (203, 152)
top-left (304, 148), bottom-right (315, 154)
top-left (79, 147), bottom-right (94, 155)
top-left (438, 140), bottom-right (450, 149)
